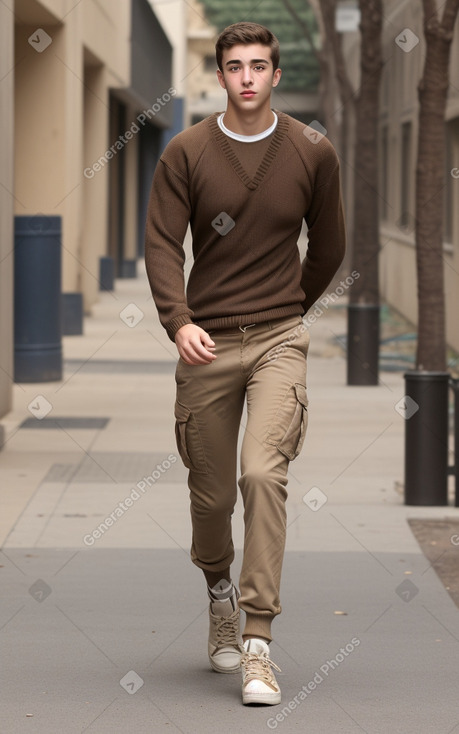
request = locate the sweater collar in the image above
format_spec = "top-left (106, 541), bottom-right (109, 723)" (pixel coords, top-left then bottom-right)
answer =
top-left (208, 110), bottom-right (289, 191)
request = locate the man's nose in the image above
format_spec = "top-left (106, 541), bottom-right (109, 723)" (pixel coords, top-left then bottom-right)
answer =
top-left (242, 66), bottom-right (253, 85)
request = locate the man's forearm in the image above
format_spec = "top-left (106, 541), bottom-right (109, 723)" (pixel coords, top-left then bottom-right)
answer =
top-left (144, 159), bottom-right (194, 341)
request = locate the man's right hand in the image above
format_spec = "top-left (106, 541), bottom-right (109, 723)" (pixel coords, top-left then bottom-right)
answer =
top-left (175, 324), bottom-right (217, 365)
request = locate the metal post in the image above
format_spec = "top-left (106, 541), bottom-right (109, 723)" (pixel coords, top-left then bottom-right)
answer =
top-left (451, 378), bottom-right (459, 508)
top-left (347, 304), bottom-right (380, 385)
top-left (14, 215), bottom-right (62, 382)
top-left (62, 293), bottom-right (83, 335)
top-left (99, 256), bottom-right (114, 291)
top-left (404, 370), bottom-right (449, 506)
top-left (120, 259), bottom-right (137, 278)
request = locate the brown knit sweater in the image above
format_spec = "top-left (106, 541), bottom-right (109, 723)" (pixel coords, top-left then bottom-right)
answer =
top-left (145, 111), bottom-right (346, 342)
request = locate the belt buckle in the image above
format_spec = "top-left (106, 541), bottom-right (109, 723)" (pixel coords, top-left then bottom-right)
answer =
top-left (238, 323), bottom-right (257, 333)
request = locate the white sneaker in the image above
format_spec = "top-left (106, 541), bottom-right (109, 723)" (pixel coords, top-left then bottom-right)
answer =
top-left (241, 638), bottom-right (281, 705)
top-left (208, 582), bottom-right (243, 674)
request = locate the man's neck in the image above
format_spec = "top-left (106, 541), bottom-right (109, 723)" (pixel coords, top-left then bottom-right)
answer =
top-left (222, 104), bottom-right (275, 137)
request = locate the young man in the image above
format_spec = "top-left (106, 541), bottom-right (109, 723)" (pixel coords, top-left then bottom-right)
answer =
top-left (145, 22), bottom-right (345, 705)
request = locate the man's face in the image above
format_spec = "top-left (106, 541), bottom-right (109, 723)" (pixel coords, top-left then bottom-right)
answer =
top-left (217, 43), bottom-right (281, 112)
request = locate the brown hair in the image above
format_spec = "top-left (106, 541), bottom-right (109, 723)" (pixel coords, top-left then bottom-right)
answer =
top-left (215, 22), bottom-right (280, 72)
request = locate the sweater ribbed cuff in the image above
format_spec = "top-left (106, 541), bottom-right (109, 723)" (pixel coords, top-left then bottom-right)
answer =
top-left (243, 613), bottom-right (276, 643)
top-left (166, 313), bottom-right (194, 342)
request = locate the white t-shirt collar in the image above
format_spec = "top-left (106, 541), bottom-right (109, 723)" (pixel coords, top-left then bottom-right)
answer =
top-left (217, 111), bottom-right (278, 142)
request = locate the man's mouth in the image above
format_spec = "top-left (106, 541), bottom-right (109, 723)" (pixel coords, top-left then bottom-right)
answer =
top-left (240, 91), bottom-right (256, 97)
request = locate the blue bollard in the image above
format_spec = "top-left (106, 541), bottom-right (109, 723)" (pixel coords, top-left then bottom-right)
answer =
top-left (120, 259), bottom-right (137, 278)
top-left (14, 215), bottom-right (62, 382)
top-left (62, 293), bottom-right (83, 335)
top-left (99, 256), bottom-right (114, 291)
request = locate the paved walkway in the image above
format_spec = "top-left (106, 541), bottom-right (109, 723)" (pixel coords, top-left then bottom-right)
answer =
top-left (1, 260), bottom-right (459, 734)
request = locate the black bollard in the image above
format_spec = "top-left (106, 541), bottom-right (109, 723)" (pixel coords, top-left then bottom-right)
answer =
top-left (99, 256), bottom-right (114, 291)
top-left (347, 304), bottom-right (380, 385)
top-left (404, 370), bottom-right (449, 506)
top-left (14, 215), bottom-right (62, 382)
top-left (62, 293), bottom-right (83, 335)
top-left (451, 378), bottom-right (459, 508)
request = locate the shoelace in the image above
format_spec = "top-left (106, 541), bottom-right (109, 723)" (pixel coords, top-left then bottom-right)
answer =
top-left (214, 610), bottom-right (242, 650)
top-left (241, 652), bottom-right (282, 687)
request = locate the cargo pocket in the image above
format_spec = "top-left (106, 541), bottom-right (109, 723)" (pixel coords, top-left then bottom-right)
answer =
top-left (266, 383), bottom-right (309, 461)
top-left (174, 401), bottom-right (208, 474)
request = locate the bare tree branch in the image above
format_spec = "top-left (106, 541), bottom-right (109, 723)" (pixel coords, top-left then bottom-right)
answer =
top-left (279, 0), bottom-right (320, 60)
top-left (307, 0), bottom-right (325, 39)
top-left (422, 0), bottom-right (438, 21)
top-left (442, 0), bottom-right (459, 31)
top-left (321, 0), bottom-right (356, 106)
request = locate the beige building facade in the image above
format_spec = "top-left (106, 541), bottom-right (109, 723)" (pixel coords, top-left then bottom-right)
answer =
top-left (0, 0), bottom-right (173, 437)
top-left (344, 0), bottom-right (459, 353)
top-left (0, 4), bottom-right (15, 436)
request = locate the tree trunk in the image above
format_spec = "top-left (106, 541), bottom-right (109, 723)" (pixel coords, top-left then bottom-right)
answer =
top-left (316, 33), bottom-right (340, 148)
top-left (280, 0), bottom-right (339, 146)
top-left (349, 0), bottom-right (383, 304)
top-left (319, 0), bottom-right (356, 255)
top-left (415, 0), bottom-right (459, 370)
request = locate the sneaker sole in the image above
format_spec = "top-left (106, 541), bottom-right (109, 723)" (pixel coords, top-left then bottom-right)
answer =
top-left (242, 690), bottom-right (281, 705)
top-left (209, 657), bottom-right (241, 674)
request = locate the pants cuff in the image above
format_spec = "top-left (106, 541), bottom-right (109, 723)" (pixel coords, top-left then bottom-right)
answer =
top-left (242, 613), bottom-right (275, 643)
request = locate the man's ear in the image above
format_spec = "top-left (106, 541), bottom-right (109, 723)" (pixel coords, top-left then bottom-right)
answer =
top-left (272, 68), bottom-right (282, 88)
top-left (216, 69), bottom-right (226, 90)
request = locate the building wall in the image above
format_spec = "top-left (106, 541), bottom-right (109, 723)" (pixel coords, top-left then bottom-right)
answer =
top-left (345, 0), bottom-right (459, 352)
top-left (0, 5), bottom-right (14, 432)
top-left (150, 0), bottom-right (187, 99)
top-left (0, 0), bottom-right (172, 429)
top-left (148, 0), bottom-right (187, 147)
top-left (13, 0), bottom-right (131, 308)
top-left (186, 0), bottom-right (226, 125)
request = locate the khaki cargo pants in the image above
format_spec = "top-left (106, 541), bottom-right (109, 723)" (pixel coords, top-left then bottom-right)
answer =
top-left (174, 314), bottom-right (310, 641)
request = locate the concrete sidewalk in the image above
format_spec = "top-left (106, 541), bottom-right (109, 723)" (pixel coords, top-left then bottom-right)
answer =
top-left (1, 261), bottom-right (459, 734)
